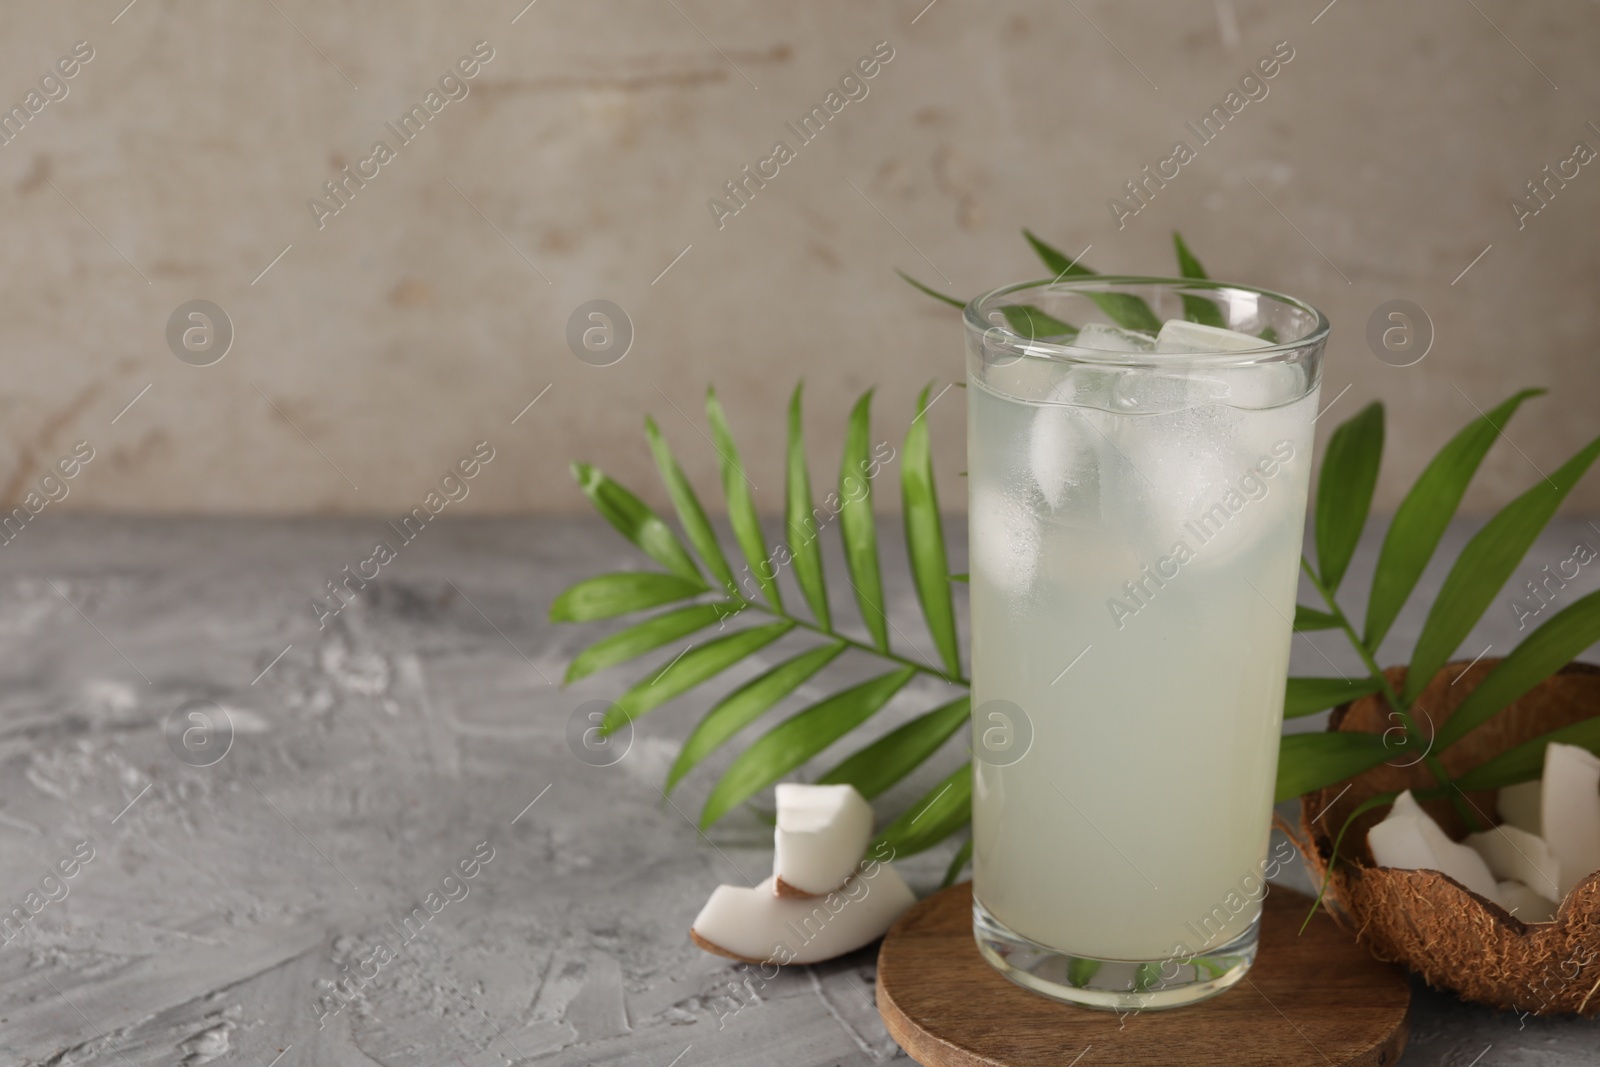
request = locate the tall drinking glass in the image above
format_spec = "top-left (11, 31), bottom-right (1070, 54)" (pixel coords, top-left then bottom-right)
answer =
top-left (964, 277), bottom-right (1328, 1010)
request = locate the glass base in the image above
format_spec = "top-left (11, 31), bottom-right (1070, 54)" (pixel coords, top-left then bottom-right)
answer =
top-left (973, 896), bottom-right (1258, 1011)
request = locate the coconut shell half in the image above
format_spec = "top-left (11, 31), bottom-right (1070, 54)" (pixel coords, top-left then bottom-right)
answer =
top-left (1297, 658), bottom-right (1600, 1016)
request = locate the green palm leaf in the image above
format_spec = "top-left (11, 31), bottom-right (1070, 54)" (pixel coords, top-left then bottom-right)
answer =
top-left (551, 223), bottom-right (1586, 849)
top-left (565, 600), bottom-right (738, 684)
top-left (1173, 231), bottom-right (1225, 327)
top-left (1436, 591), bottom-right (1600, 751)
top-left (644, 416), bottom-right (738, 595)
top-left (1284, 676), bottom-right (1383, 719)
top-left (1023, 229), bottom-right (1095, 279)
top-left (818, 694), bottom-right (970, 799)
top-left (706, 388), bottom-right (780, 610)
top-left (549, 572), bottom-right (707, 623)
top-left (1300, 790), bottom-right (1398, 931)
top-left (605, 621), bottom-right (793, 731)
top-left (1453, 714), bottom-right (1600, 792)
top-left (1364, 389), bottom-right (1544, 649)
top-left (839, 389), bottom-right (889, 651)
top-left (571, 462), bottom-right (702, 583)
top-left (942, 836), bottom-right (973, 887)
top-left (1313, 401), bottom-right (1384, 595)
top-left (785, 384), bottom-right (830, 628)
top-left (700, 667), bottom-right (916, 827)
top-left (1275, 731), bottom-right (1391, 802)
top-left (1173, 231), bottom-right (1208, 279)
top-left (1294, 604), bottom-right (1340, 631)
top-left (903, 385), bottom-right (962, 676)
top-left (898, 266), bottom-right (1074, 337)
top-left (872, 762), bottom-right (971, 858)
top-left (1403, 431), bottom-right (1600, 705)
top-left (999, 303), bottom-right (1077, 339)
top-left (896, 270), bottom-right (964, 308)
top-left (1023, 230), bottom-right (1160, 332)
top-left (665, 642), bottom-right (845, 794)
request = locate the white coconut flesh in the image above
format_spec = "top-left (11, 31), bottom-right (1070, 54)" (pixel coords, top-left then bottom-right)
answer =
top-left (1369, 737), bottom-right (1600, 915)
top-left (1496, 879), bottom-right (1559, 924)
top-left (1541, 742), bottom-right (1600, 898)
top-left (1464, 824), bottom-right (1562, 902)
top-left (1497, 778), bottom-right (1543, 836)
top-left (690, 869), bottom-right (916, 965)
top-left (1368, 790), bottom-right (1500, 901)
top-left (772, 783), bottom-right (874, 897)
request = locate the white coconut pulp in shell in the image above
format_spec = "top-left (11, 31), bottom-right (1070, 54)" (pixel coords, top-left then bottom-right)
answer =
top-left (1367, 790), bottom-right (1500, 901)
top-left (772, 784), bottom-right (874, 897)
top-left (1498, 779), bottom-right (1544, 836)
top-left (690, 869), bottom-right (916, 965)
top-left (1541, 742), bottom-right (1600, 897)
top-left (1496, 879), bottom-right (1559, 924)
top-left (1464, 824), bottom-right (1562, 903)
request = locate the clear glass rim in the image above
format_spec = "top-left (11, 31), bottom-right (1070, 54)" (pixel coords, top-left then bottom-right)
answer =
top-left (964, 275), bottom-right (1331, 369)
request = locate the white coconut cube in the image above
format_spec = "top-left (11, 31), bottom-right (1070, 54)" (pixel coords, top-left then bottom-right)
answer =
top-left (1465, 824), bottom-right (1562, 902)
top-left (1541, 743), bottom-right (1600, 897)
top-left (1497, 779), bottom-right (1543, 836)
top-left (690, 869), bottom-right (916, 965)
top-left (1495, 879), bottom-right (1558, 923)
top-left (1367, 790), bottom-right (1499, 901)
top-left (773, 784), bottom-right (874, 897)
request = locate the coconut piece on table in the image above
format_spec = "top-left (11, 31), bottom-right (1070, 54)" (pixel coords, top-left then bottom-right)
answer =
top-left (689, 869), bottom-right (916, 965)
top-left (1497, 778), bottom-right (1543, 836)
top-left (1541, 742), bottom-right (1600, 897)
top-left (1495, 879), bottom-right (1558, 923)
top-left (1367, 790), bottom-right (1499, 901)
top-left (773, 784), bottom-right (874, 897)
top-left (1464, 824), bottom-right (1562, 902)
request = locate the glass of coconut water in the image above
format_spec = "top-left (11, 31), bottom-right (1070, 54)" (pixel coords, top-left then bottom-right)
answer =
top-left (964, 277), bottom-right (1328, 1010)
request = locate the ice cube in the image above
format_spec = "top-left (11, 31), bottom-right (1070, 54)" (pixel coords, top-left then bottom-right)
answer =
top-left (982, 351), bottom-right (1068, 405)
top-left (1109, 372), bottom-right (1228, 415)
top-left (1029, 404), bottom-right (1082, 511)
top-left (969, 483), bottom-right (1041, 596)
top-left (1154, 320), bottom-right (1267, 354)
top-left (1103, 405), bottom-right (1245, 550)
top-left (1210, 364), bottom-right (1305, 410)
top-left (1071, 323), bottom-right (1155, 353)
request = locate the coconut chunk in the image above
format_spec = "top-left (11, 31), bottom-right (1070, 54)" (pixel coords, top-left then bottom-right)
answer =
top-left (1497, 779), bottom-right (1543, 836)
top-left (1541, 743), bottom-right (1600, 897)
top-left (1495, 879), bottom-right (1558, 923)
top-left (772, 784), bottom-right (874, 897)
top-left (1465, 825), bottom-right (1562, 901)
top-left (1367, 790), bottom-right (1499, 900)
top-left (689, 868), bottom-right (916, 965)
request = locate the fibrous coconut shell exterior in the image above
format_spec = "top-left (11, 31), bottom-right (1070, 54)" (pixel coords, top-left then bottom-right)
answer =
top-left (1297, 659), bottom-right (1600, 1017)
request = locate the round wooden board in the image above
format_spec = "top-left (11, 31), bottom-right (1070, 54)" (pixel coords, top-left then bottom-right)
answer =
top-left (876, 883), bottom-right (1409, 1067)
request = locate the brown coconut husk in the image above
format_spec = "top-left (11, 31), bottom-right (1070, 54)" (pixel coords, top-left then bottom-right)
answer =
top-left (1296, 658), bottom-right (1600, 1016)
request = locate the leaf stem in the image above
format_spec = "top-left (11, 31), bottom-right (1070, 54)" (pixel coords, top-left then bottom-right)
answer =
top-left (1300, 558), bottom-right (1481, 830)
top-left (723, 593), bottom-right (970, 688)
top-left (1300, 559), bottom-right (1411, 717)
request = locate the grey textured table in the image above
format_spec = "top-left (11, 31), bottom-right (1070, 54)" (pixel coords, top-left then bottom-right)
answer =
top-left (0, 516), bottom-right (1597, 1066)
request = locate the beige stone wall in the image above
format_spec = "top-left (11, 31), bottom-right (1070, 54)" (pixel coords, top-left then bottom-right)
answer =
top-left (1, 0), bottom-right (1596, 516)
